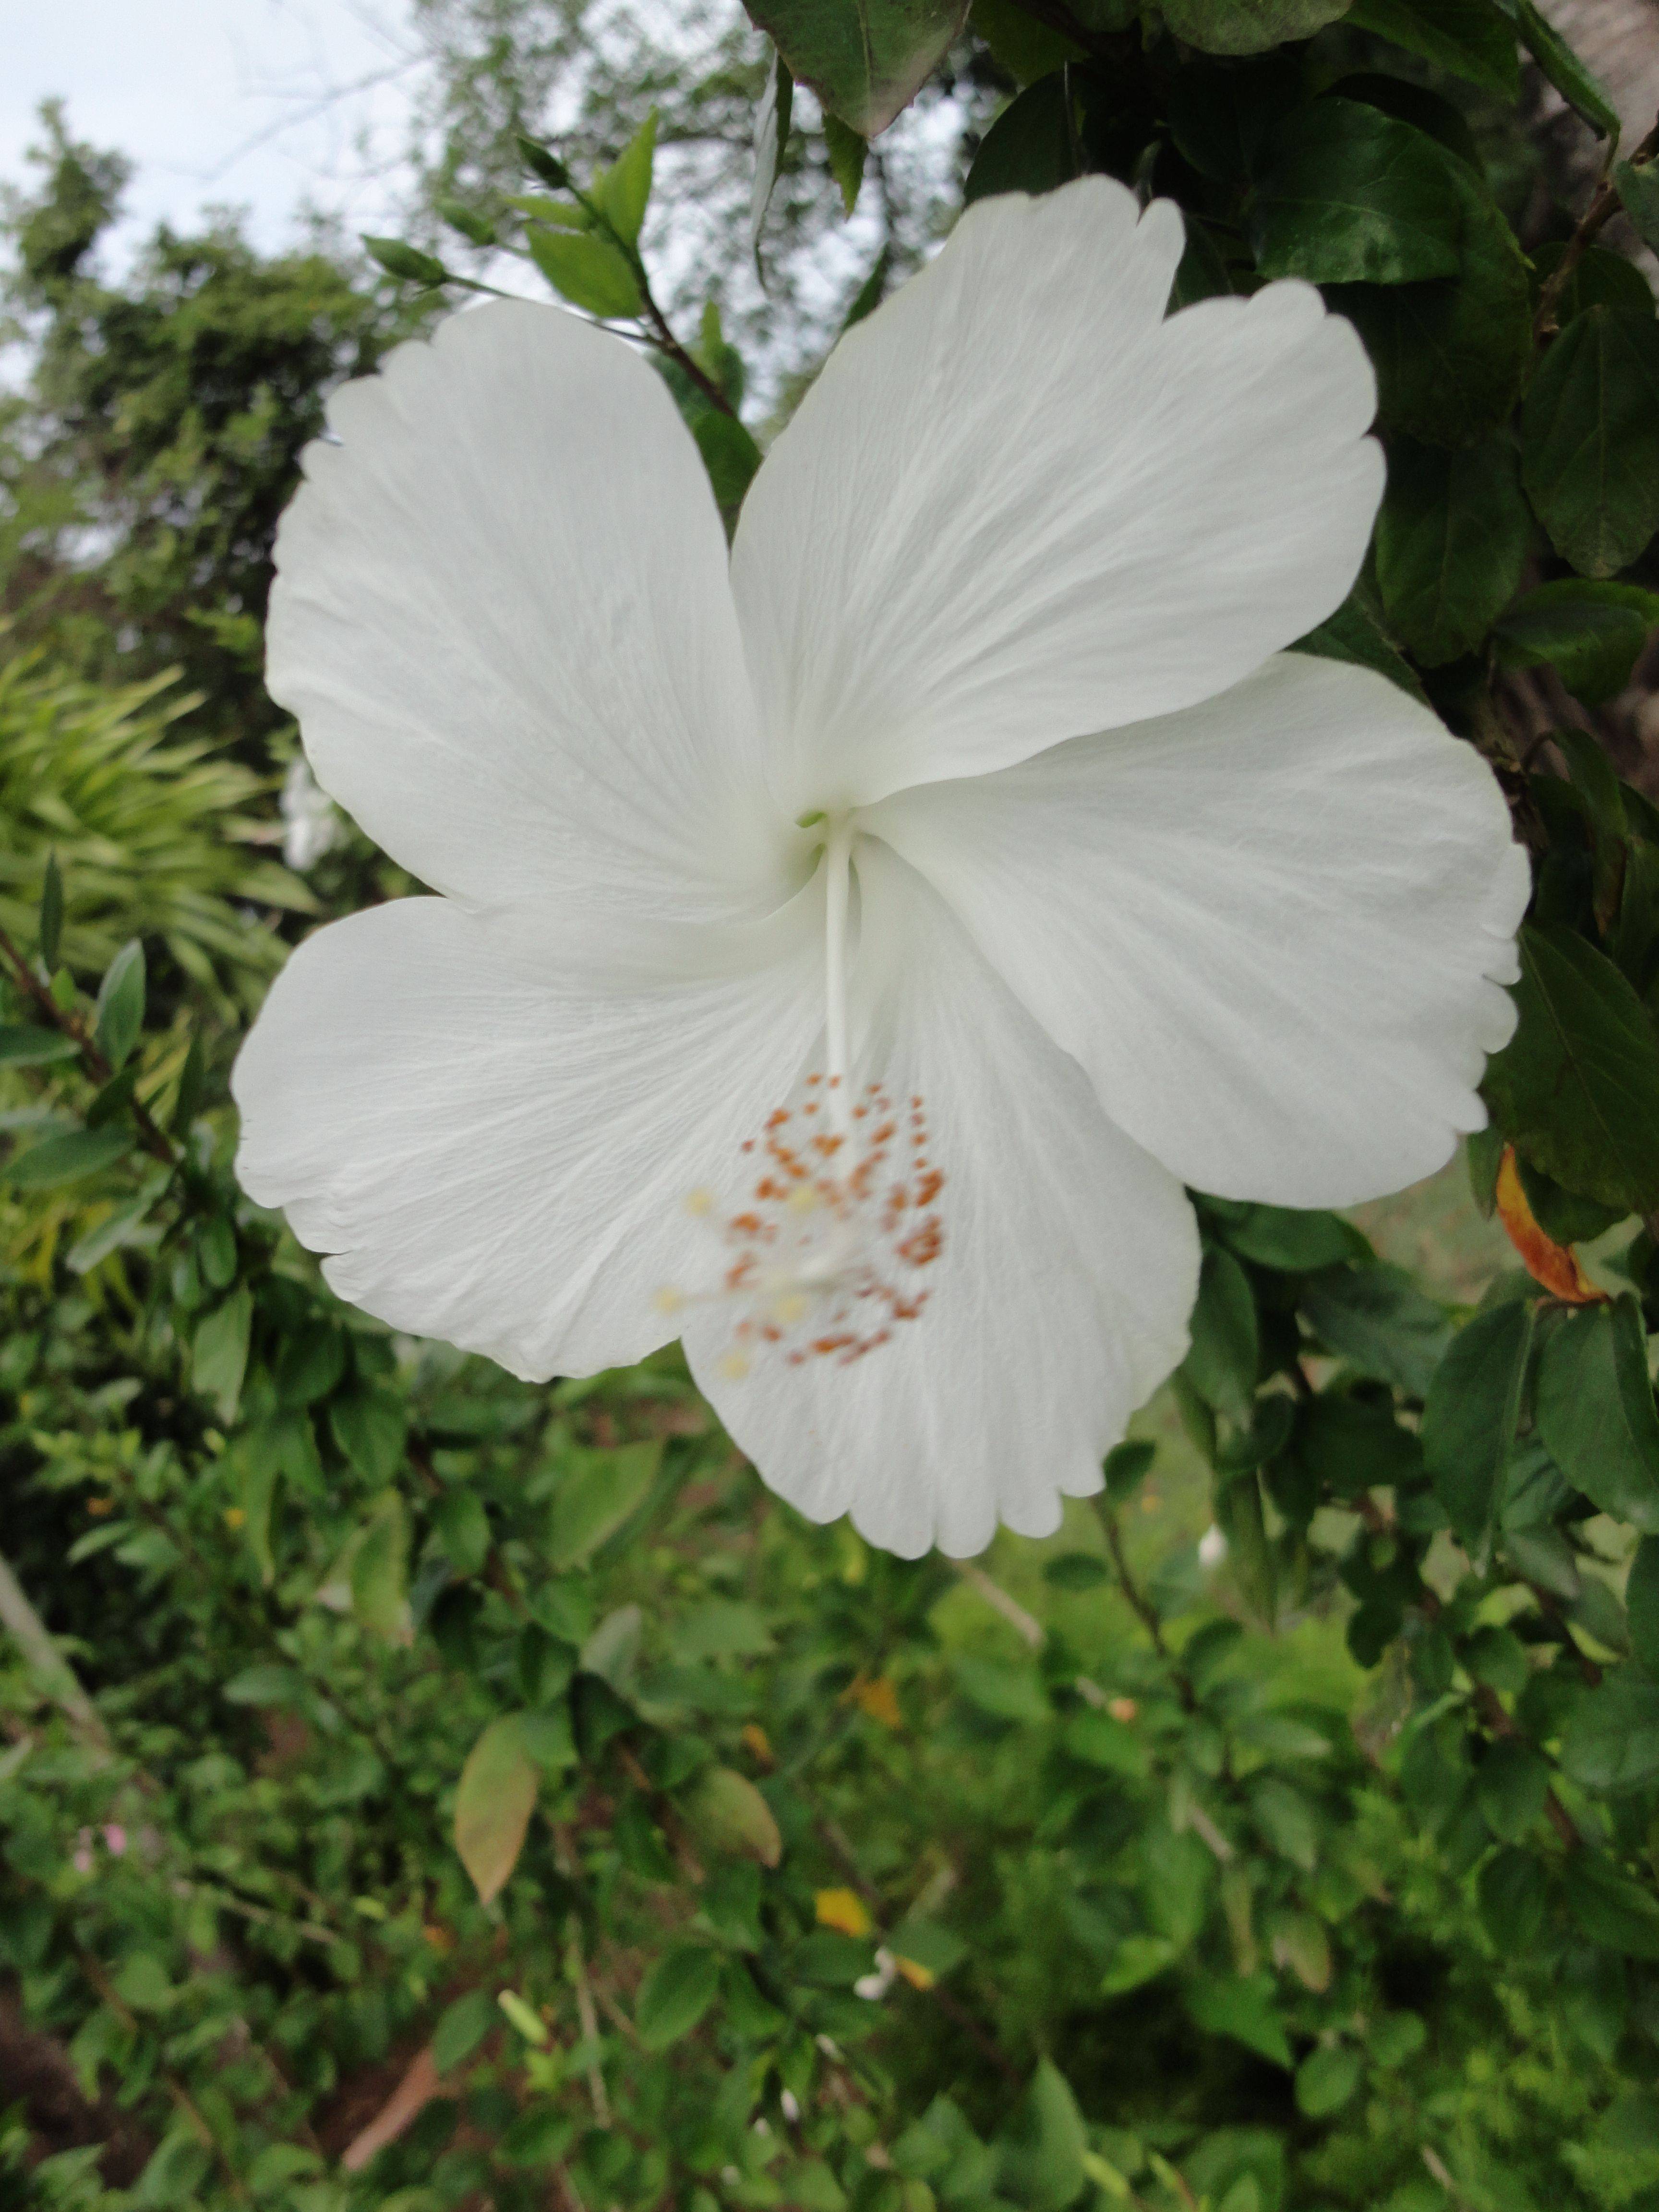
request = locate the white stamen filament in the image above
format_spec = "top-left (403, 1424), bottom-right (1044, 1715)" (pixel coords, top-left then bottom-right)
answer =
top-left (823, 817), bottom-right (854, 1143)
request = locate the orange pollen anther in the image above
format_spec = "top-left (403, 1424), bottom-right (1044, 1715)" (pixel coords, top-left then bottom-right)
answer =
top-left (665, 1078), bottom-right (947, 1375)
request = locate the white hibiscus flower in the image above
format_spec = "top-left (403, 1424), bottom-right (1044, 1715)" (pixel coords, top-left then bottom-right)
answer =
top-left (232, 177), bottom-right (1529, 1559)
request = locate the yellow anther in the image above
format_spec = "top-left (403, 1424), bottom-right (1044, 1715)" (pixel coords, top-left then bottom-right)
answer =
top-left (785, 1183), bottom-right (820, 1214)
top-left (653, 1286), bottom-right (686, 1316)
top-left (718, 1350), bottom-right (752, 1382)
top-left (684, 1186), bottom-right (715, 1217)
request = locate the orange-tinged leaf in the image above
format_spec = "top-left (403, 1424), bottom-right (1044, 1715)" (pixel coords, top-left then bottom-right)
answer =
top-left (815, 1887), bottom-right (872, 1937)
top-left (741, 1722), bottom-right (774, 1767)
top-left (845, 1673), bottom-right (902, 1728)
top-left (1496, 1147), bottom-right (1607, 1303)
top-left (454, 1716), bottom-right (539, 1905)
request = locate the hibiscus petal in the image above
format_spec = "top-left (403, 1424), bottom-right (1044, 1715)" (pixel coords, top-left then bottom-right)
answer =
top-left (868, 654), bottom-right (1531, 1211)
top-left (684, 839), bottom-right (1199, 1559)
top-left (231, 893), bottom-right (824, 1380)
top-left (267, 301), bottom-right (792, 937)
top-left (730, 177), bottom-right (1382, 815)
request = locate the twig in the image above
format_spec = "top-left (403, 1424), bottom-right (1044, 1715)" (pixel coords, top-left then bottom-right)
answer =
top-left (342, 2045), bottom-right (442, 2172)
top-left (955, 1562), bottom-right (1044, 1650)
top-left (1536, 108), bottom-right (1659, 339)
top-left (565, 1923), bottom-right (610, 2126)
top-left (0, 920), bottom-right (178, 1167)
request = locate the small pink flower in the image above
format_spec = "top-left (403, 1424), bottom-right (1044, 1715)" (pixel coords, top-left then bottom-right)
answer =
top-left (102, 1823), bottom-right (128, 1857)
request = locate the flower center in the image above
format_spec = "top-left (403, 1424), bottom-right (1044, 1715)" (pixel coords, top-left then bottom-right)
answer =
top-left (659, 818), bottom-right (947, 1375)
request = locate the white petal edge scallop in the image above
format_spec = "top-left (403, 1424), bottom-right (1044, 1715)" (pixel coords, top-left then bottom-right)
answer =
top-left (266, 300), bottom-right (794, 942)
top-left (730, 177), bottom-right (1384, 818)
top-left (867, 653), bottom-right (1532, 1212)
top-left (231, 890), bottom-right (825, 1382)
top-left (684, 836), bottom-right (1201, 1560)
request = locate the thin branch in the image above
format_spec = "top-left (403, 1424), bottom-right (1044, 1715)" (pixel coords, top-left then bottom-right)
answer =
top-left (1536, 108), bottom-right (1659, 339)
top-left (955, 1562), bottom-right (1043, 1650)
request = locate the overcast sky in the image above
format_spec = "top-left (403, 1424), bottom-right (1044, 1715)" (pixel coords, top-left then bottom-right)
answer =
top-left (1, 0), bottom-right (424, 253)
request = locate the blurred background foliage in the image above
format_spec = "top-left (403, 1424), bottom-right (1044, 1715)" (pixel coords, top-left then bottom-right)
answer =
top-left (5, 4), bottom-right (1659, 2211)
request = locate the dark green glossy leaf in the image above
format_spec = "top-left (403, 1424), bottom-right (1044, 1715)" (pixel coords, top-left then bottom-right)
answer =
top-left (1535, 1297), bottom-right (1659, 1532)
top-left (1523, 306), bottom-right (1659, 578)
top-left (1484, 925), bottom-right (1659, 1213)
top-left (1493, 579), bottom-right (1659, 705)
top-left (38, 853), bottom-right (62, 970)
top-left (1342, 0), bottom-right (1518, 96)
top-left (1250, 101), bottom-right (1462, 285)
top-left (1299, 1263), bottom-right (1452, 1396)
top-left (1199, 1196), bottom-right (1366, 1271)
top-left (1290, 587), bottom-right (1428, 703)
top-left (823, 112), bottom-right (868, 213)
top-left (1422, 1300), bottom-right (1534, 1545)
top-left (1375, 433), bottom-right (1530, 665)
top-left (1571, 1855), bottom-right (1659, 1953)
top-left (969, 0), bottom-right (1083, 82)
top-left (742, 0), bottom-right (969, 134)
top-left (964, 73), bottom-right (1077, 204)
top-left (1181, 1247), bottom-right (1259, 1422)
top-left (1628, 1538), bottom-right (1659, 1669)
top-left (1531, 241), bottom-right (1655, 327)
top-left (1329, 160), bottom-right (1530, 449)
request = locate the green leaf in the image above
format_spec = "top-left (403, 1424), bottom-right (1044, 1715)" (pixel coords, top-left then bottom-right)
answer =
top-left (824, 112), bottom-right (868, 213)
top-left (1157, 0), bottom-right (1349, 54)
top-left (952, 1653), bottom-right (1049, 1724)
top-left (68, 1191), bottom-right (156, 1274)
top-left (1571, 1855), bottom-right (1659, 1955)
top-left (362, 236), bottom-right (449, 286)
top-left (593, 109), bottom-right (656, 246)
top-left (1422, 1300), bottom-right (1534, 1545)
top-left (1535, 1297), bottom-right (1659, 1531)
top-left (1295, 2044), bottom-right (1362, 2117)
top-left (1330, 160), bottom-right (1530, 449)
top-left (997, 2061), bottom-right (1088, 2212)
top-left (750, 46), bottom-right (793, 254)
top-left (1493, 0), bottom-right (1620, 143)
top-left (221, 1663), bottom-right (303, 1707)
top-left (1100, 1933), bottom-right (1179, 1994)
top-left (1531, 241), bottom-right (1655, 328)
top-left (1479, 1846), bottom-right (1548, 1949)
top-left (1561, 1671), bottom-right (1659, 1791)
top-left (1484, 925), bottom-right (1659, 1213)
top-left (1615, 160), bottom-right (1659, 256)
top-left (432, 1988), bottom-right (496, 2074)
top-left (38, 853), bottom-right (62, 970)
top-left (969, 0), bottom-right (1083, 82)
top-left (1062, 1708), bottom-right (1149, 1778)
top-left (437, 198), bottom-right (495, 247)
top-left (1103, 1437), bottom-right (1156, 1502)
top-left (526, 228), bottom-right (642, 319)
top-left (693, 410), bottom-right (763, 524)
top-left (6, 1125), bottom-right (132, 1189)
top-left (1493, 579), bottom-right (1659, 706)
top-left (454, 1714), bottom-right (540, 1904)
top-left (1476, 1738), bottom-right (1551, 1842)
top-left (1290, 1394), bottom-right (1423, 1503)
top-left (1342, 0), bottom-right (1519, 96)
top-left (547, 1439), bottom-right (661, 1567)
top-left (191, 1285), bottom-right (252, 1425)
top-left (1289, 587), bottom-right (1428, 704)
top-left (742, 0), bottom-right (969, 134)
top-left (350, 1491), bottom-right (412, 1645)
top-left (434, 1488), bottom-right (493, 1579)
top-left (0, 1025), bottom-right (76, 1068)
top-left (1186, 1972), bottom-right (1293, 2067)
top-left (1181, 1247), bottom-right (1259, 1422)
top-left (1200, 1197), bottom-right (1365, 1271)
top-left (1628, 1538), bottom-right (1659, 1669)
top-left (1043, 1551), bottom-right (1109, 1591)
top-left (517, 134), bottom-right (572, 190)
top-left (686, 1766), bottom-right (782, 1866)
top-left (1300, 1263), bottom-right (1452, 1396)
top-left (1374, 433), bottom-right (1530, 665)
top-left (329, 1385), bottom-right (409, 1486)
top-left (963, 73), bottom-right (1077, 205)
top-left (636, 1944), bottom-right (721, 2049)
top-left (1523, 306), bottom-right (1659, 577)
top-left (1250, 101), bottom-right (1462, 285)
